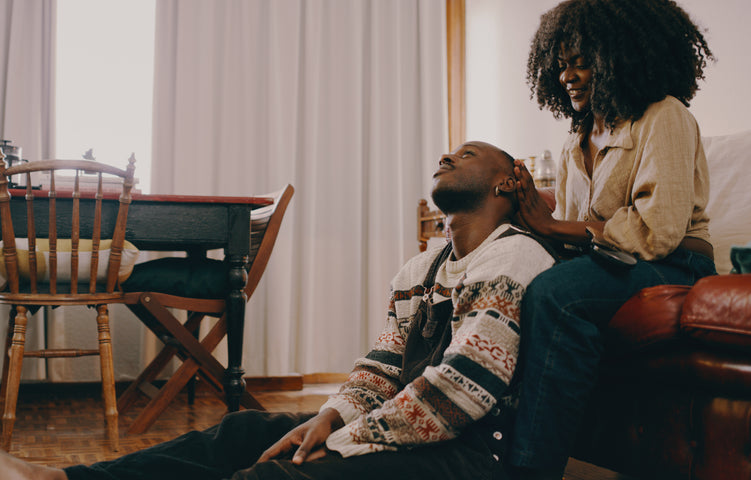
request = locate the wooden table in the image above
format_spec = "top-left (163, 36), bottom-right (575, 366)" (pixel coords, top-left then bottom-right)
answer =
top-left (5, 189), bottom-right (273, 411)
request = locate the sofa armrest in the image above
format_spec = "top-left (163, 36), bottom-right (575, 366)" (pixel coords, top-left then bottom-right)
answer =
top-left (681, 274), bottom-right (751, 349)
top-left (539, 186), bottom-right (556, 211)
top-left (606, 285), bottom-right (691, 356)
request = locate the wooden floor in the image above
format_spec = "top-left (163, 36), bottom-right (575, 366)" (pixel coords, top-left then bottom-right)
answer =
top-left (4, 381), bottom-right (636, 479)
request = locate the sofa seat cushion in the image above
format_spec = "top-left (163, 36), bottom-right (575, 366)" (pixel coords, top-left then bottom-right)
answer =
top-left (606, 284), bottom-right (691, 356)
top-left (681, 274), bottom-right (751, 350)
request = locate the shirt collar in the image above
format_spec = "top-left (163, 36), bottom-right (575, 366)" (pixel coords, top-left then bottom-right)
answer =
top-left (606, 119), bottom-right (634, 150)
top-left (572, 118), bottom-right (635, 151)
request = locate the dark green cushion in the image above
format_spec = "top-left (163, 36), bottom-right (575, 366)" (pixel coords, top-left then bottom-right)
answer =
top-left (121, 257), bottom-right (229, 299)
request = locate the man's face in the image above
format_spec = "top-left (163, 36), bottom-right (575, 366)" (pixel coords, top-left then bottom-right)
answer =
top-left (431, 141), bottom-right (502, 213)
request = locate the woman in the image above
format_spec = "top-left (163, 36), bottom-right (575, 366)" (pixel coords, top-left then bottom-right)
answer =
top-left (508, 1), bottom-right (717, 479)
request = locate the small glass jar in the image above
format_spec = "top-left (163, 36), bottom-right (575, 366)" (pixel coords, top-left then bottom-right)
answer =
top-left (534, 149), bottom-right (556, 187)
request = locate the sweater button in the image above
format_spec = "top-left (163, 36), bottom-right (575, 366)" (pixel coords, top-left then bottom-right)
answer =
top-left (493, 431), bottom-right (503, 441)
top-left (492, 454), bottom-right (500, 462)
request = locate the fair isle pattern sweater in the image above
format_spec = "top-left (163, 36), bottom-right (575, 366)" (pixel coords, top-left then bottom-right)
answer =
top-left (321, 223), bottom-right (556, 457)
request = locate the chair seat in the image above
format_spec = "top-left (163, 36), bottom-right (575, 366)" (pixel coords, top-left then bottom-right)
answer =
top-left (0, 290), bottom-right (126, 305)
top-left (122, 290), bottom-right (225, 315)
top-left (121, 256), bottom-right (229, 299)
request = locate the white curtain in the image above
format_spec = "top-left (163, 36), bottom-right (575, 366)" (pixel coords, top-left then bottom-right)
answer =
top-left (152, 0), bottom-right (447, 375)
top-left (0, 0), bottom-right (56, 380)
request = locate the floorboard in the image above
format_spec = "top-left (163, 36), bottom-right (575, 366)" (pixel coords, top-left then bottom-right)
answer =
top-left (4, 381), bottom-right (637, 478)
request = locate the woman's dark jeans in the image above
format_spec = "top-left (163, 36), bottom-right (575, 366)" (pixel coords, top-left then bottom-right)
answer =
top-left (508, 248), bottom-right (716, 471)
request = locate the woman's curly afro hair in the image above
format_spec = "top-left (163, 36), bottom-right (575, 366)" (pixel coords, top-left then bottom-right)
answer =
top-left (527, 0), bottom-right (713, 132)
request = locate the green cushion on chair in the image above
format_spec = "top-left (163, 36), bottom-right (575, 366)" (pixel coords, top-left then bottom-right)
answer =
top-left (121, 257), bottom-right (229, 299)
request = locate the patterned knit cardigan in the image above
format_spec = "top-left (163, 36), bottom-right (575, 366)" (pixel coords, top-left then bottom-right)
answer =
top-left (322, 223), bottom-right (556, 457)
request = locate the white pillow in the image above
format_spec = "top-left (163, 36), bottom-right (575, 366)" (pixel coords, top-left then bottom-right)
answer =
top-left (0, 238), bottom-right (140, 288)
top-left (703, 129), bottom-right (751, 274)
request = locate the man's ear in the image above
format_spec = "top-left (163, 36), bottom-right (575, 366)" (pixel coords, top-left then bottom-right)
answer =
top-left (496, 176), bottom-right (516, 193)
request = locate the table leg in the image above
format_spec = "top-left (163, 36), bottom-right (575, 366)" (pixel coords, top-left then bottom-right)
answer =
top-left (225, 254), bottom-right (248, 411)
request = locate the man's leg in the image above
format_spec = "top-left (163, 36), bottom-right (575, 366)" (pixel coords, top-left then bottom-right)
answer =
top-left (1, 449), bottom-right (67, 480)
top-left (2, 410), bottom-right (501, 480)
top-left (229, 429), bottom-right (497, 480)
top-left (63, 411), bottom-right (315, 480)
top-left (509, 250), bottom-right (715, 477)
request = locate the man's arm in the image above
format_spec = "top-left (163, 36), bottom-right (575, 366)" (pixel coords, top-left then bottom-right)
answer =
top-left (258, 408), bottom-right (344, 464)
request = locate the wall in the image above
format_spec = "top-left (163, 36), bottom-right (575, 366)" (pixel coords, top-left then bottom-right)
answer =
top-left (466, 0), bottom-right (751, 161)
top-left (680, 0), bottom-right (751, 137)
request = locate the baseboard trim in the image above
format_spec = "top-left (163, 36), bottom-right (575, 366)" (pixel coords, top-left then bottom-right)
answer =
top-left (243, 373), bottom-right (349, 391)
top-left (243, 374), bottom-right (303, 391)
top-left (302, 372), bottom-right (349, 384)
top-left (15, 372), bottom-right (350, 394)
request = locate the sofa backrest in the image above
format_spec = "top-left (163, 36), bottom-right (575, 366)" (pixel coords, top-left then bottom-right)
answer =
top-left (702, 129), bottom-right (751, 274)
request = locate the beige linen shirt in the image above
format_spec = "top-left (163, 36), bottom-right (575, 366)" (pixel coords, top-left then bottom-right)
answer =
top-left (552, 95), bottom-right (711, 261)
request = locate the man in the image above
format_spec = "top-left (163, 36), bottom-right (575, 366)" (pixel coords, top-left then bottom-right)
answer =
top-left (2, 141), bottom-right (555, 480)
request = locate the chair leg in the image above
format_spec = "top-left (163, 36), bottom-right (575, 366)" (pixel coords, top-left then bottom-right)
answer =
top-left (0, 307), bottom-right (16, 414)
top-left (118, 311), bottom-right (206, 416)
top-left (127, 358), bottom-right (202, 435)
top-left (1, 306), bottom-right (28, 452)
top-left (187, 310), bottom-right (198, 405)
top-left (127, 317), bottom-right (227, 434)
top-left (95, 305), bottom-right (119, 451)
top-left (117, 342), bottom-right (179, 415)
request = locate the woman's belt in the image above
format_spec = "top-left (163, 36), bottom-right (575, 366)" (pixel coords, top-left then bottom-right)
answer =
top-left (679, 236), bottom-right (714, 261)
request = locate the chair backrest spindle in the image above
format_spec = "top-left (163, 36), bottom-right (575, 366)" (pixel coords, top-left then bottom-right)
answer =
top-left (105, 156), bottom-right (135, 293)
top-left (70, 170), bottom-right (81, 292)
top-left (90, 172), bottom-right (104, 293)
top-left (24, 176), bottom-right (38, 292)
top-left (49, 170), bottom-right (58, 294)
top-left (0, 157), bottom-right (19, 293)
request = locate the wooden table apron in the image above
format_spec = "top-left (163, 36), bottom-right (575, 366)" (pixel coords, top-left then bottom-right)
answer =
top-left (1, 190), bottom-right (273, 412)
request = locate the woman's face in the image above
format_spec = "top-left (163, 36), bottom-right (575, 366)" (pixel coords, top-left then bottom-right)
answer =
top-left (557, 46), bottom-right (593, 113)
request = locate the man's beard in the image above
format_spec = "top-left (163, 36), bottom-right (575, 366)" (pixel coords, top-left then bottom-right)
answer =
top-left (431, 184), bottom-right (485, 214)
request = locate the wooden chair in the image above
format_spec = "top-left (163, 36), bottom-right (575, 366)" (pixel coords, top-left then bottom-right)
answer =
top-left (0, 155), bottom-right (136, 451)
top-left (417, 199), bottom-right (446, 252)
top-left (117, 184), bottom-right (294, 434)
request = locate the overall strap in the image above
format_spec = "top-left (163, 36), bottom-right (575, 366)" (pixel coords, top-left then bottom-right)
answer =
top-left (399, 242), bottom-right (453, 386)
top-left (422, 241), bottom-right (453, 291)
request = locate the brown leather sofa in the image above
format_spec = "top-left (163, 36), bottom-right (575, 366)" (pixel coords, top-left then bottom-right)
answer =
top-left (535, 130), bottom-right (751, 479)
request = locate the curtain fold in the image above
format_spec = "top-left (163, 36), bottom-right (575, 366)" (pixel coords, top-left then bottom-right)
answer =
top-left (152, 0), bottom-right (447, 375)
top-left (0, 0), bottom-right (56, 380)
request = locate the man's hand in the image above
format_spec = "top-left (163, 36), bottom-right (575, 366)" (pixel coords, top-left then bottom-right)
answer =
top-left (514, 159), bottom-right (555, 236)
top-left (258, 408), bottom-right (345, 465)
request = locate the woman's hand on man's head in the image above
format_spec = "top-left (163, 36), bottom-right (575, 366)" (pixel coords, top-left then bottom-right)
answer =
top-left (513, 159), bottom-right (555, 236)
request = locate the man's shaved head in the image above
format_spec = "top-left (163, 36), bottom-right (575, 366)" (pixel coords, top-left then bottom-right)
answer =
top-left (431, 141), bottom-right (517, 215)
